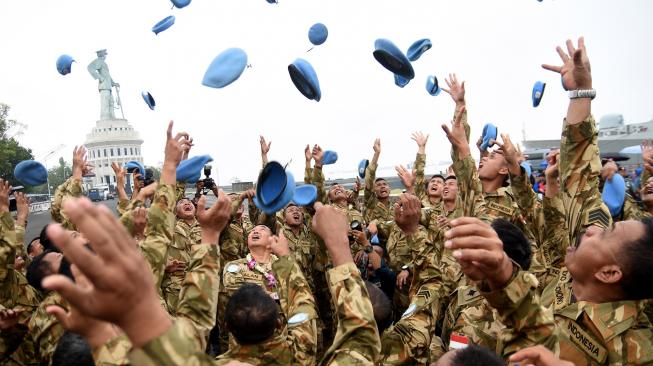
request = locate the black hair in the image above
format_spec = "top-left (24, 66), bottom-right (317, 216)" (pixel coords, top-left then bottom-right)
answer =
top-left (26, 250), bottom-right (55, 292)
top-left (491, 218), bottom-right (532, 270)
top-left (26, 237), bottom-right (40, 255)
top-left (618, 217), bottom-right (653, 300)
top-left (39, 224), bottom-right (58, 253)
top-left (451, 344), bottom-right (504, 366)
top-left (374, 178), bottom-right (387, 183)
top-left (425, 174), bottom-right (445, 190)
top-left (444, 175), bottom-right (457, 182)
top-left (52, 332), bottom-right (94, 366)
top-left (364, 281), bottom-right (392, 332)
top-left (225, 284), bottom-right (278, 345)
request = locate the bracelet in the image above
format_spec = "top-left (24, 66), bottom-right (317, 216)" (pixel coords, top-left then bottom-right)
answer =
top-left (568, 89), bottom-right (596, 100)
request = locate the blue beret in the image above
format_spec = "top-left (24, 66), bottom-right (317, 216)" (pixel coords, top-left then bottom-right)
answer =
top-left (141, 92), bottom-right (155, 110)
top-left (520, 161), bottom-right (532, 178)
top-left (532, 81), bottom-right (546, 107)
top-left (293, 184), bottom-right (317, 206)
top-left (254, 162), bottom-right (295, 214)
top-left (266, 0), bottom-right (278, 3)
top-left (394, 74), bottom-right (410, 88)
top-left (480, 123), bottom-right (498, 151)
top-left (602, 174), bottom-right (626, 217)
top-left (176, 155), bottom-right (213, 183)
top-left (14, 160), bottom-right (48, 186)
top-left (171, 0), bottom-right (191, 8)
top-left (308, 23), bottom-right (328, 46)
top-left (425, 75), bottom-right (441, 96)
top-left (288, 58), bottom-right (321, 102)
top-left (373, 39), bottom-right (414, 80)
top-left (56, 55), bottom-right (75, 76)
top-left (124, 161), bottom-right (145, 176)
top-left (202, 48), bottom-right (248, 88)
top-left (358, 159), bottom-right (369, 179)
top-left (322, 150), bottom-right (338, 165)
top-left (407, 38), bottom-right (432, 62)
top-left (152, 15), bottom-right (175, 35)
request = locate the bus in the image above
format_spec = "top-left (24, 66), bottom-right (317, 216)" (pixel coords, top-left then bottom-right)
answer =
top-left (88, 185), bottom-right (110, 201)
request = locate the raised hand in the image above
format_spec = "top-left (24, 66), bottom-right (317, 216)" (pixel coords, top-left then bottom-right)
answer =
top-left (72, 146), bottom-right (92, 179)
top-left (260, 136), bottom-right (271, 165)
top-left (304, 144), bottom-right (312, 163)
top-left (14, 192), bottom-right (30, 226)
top-left (394, 193), bottom-right (420, 235)
top-left (545, 149), bottom-right (560, 179)
top-left (411, 131), bottom-right (429, 153)
top-left (442, 73), bottom-right (466, 105)
top-left (0, 180), bottom-right (9, 213)
top-left (441, 106), bottom-right (469, 153)
top-left (132, 207), bottom-right (147, 241)
top-left (642, 140), bottom-right (653, 174)
top-left (373, 138), bottom-right (381, 155)
top-left (494, 133), bottom-right (521, 175)
top-left (395, 165), bottom-right (416, 193)
top-left (182, 137), bottom-right (193, 161)
top-left (136, 182), bottom-right (158, 202)
top-left (164, 121), bottom-right (190, 168)
top-left (542, 37), bottom-right (591, 91)
top-left (312, 144), bottom-right (324, 167)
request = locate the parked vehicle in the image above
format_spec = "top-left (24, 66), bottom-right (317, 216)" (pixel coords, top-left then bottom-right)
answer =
top-left (88, 185), bottom-right (110, 201)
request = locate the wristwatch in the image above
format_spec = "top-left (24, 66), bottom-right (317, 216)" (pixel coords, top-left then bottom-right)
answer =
top-left (568, 89), bottom-right (596, 100)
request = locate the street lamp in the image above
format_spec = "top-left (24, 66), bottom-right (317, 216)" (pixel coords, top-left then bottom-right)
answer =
top-left (42, 144), bottom-right (65, 200)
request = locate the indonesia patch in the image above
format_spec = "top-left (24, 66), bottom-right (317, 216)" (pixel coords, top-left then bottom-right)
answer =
top-left (449, 333), bottom-right (469, 350)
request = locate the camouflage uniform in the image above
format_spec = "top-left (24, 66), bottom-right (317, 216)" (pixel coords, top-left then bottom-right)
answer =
top-left (379, 222), bottom-right (417, 321)
top-left (279, 224), bottom-right (317, 294)
top-left (363, 161), bottom-right (394, 224)
top-left (617, 194), bottom-right (652, 221)
top-left (50, 177), bottom-right (83, 230)
top-left (92, 334), bottom-right (132, 366)
top-left (162, 218), bottom-right (201, 315)
top-left (27, 292), bottom-right (67, 366)
top-left (218, 198), bottom-right (254, 268)
top-left (414, 152), bottom-right (443, 210)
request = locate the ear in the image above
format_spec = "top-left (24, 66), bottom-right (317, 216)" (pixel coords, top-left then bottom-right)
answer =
top-left (498, 166), bottom-right (510, 176)
top-left (594, 264), bottom-right (623, 284)
top-left (276, 317), bottom-right (283, 330)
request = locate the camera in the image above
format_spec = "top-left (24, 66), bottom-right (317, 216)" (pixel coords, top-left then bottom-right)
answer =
top-left (135, 168), bottom-right (155, 187)
top-left (348, 220), bottom-right (370, 241)
top-left (198, 164), bottom-right (215, 195)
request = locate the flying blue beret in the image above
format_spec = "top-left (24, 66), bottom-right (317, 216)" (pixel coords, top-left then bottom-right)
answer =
top-left (254, 162), bottom-right (295, 214)
top-left (288, 58), bottom-right (321, 102)
top-left (308, 23), bottom-right (328, 46)
top-left (293, 184), bottom-right (318, 206)
top-left (373, 39), bottom-right (415, 80)
top-left (358, 159), bottom-right (369, 179)
top-left (407, 38), bottom-right (432, 62)
top-left (56, 55), bottom-right (75, 76)
top-left (14, 160), bottom-right (48, 186)
top-left (124, 161), bottom-right (145, 176)
top-left (176, 155), bottom-right (213, 183)
top-left (152, 15), bottom-right (175, 35)
top-left (394, 74), bottom-right (410, 88)
top-left (202, 48), bottom-right (248, 89)
top-left (141, 92), bottom-right (155, 110)
top-left (520, 161), bottom-right (533, 178)
top-left (322, 150), bottom-right (338, 165)
top-left (171, 0), bottom-right (191, 8)
top-left (266, 0), bottom-right (278, 3)
top-left (480, 123), bottom-right (498, 151)
top-left (602, 174), bottom-right (626, 217)
top-left (425, 75), bottom-right (441, 96)
top-left (532, 81), bottom-right (546, 107)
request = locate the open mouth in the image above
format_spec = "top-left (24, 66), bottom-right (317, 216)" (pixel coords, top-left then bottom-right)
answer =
top-left (252, 232), bottom-right (261, 240)
top-left (292, 213), bottom-right (301, 220)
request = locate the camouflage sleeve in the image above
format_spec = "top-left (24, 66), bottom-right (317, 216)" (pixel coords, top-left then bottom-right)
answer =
top-left (229, 197), bottom-right (242, 219)
top-left (541, 195), bottom-right (570, 272)
top-left (312, 165), bottom-right (328, 204)
top-left (452, 155), bottom-right (487, 219)
top-left (364, 162), bottom-right (378, 214)
top-left (14, 224), bottom-right (25, 258)
top-left (305, 165), bottom-right (313, 185)
top-left (622, 195), bottom-right (653, 221)
top-left (320, 262), bottom-right (381, 366)
top-left (406, 228), bottom-right (442, 296)
top-left (175, 182), bottom-right (187, 202)
top-left (414, 153), bottom-right (427, 201)
top-left (128, 318), bottom-right (215, 366)
top-left (176, 243), bottom-right (220, 342)
top-left (139, 183), bottom-right (175, 289)
top-left (28, 293), bottom-right (66, 366)
top-left (116, 198), bottom-right (130, 216)
top-left (510, 167), bottom-right (545, 240)
top-left (0, 212), bottom-right (17, 283)
top-left (118, 199), bottom-right (145, 235)
top-left (50, 177), bottom-right (83, 230)
top-left (92, 334), bottom-right (131, 366)
top-left (481, 268), bottom-right (558, 358)
top-left (450, 108), bottom-right (470, 163)
top-left (273, 255), bottom-right (318, 366)
top-left (560, 115), bottom-right (611, 241)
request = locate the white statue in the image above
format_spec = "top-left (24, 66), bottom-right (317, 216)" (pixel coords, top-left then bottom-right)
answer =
top-left (87, 49), bottom-right (122, 120)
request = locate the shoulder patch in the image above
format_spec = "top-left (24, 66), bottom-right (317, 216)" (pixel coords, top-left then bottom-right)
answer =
top-left (402, 303), bottom-right (417, 318)
top-left (288, 312), bottom-right (309, 326)
top-left (227, 264), bottom-right (240, 273)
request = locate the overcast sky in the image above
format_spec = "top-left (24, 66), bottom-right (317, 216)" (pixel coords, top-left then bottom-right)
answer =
top-left (1, 0), bottom-right (652, 184)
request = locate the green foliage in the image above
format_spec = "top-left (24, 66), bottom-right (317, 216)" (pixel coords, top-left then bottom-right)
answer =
top-left (0, 103), bottom-right (35, 189)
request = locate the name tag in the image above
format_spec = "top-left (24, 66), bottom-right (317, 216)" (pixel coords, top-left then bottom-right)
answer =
top-left (565, 319), bottom-right (608, 363)
top-left (486, 201), bottom-right (515, 217)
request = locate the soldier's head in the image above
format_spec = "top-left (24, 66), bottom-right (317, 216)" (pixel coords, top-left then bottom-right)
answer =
top-left (640, 176), bottom-right (653, 208)
top-left (492, 219), bottom-right (532, 270)
top-left (442, 176), bottom-right (458, 203)
top-left (365, 281), bottom-right (392, 332)
top-left (565, 217), bottom-right (653, 301)
top-left (27, 250), bottom-right (72, 293)
top-left (283, 204), bottom-right (303, 227)
top-left (374, 178), bottom-right (390, 199)
top-left (478, 150), bottom-right (509, 185)
top-left (328, 184), bottom-right (348, 204)
top-left (225, 284), bottom-right (280, 345)
top-left (426, 174), bottom-right (445, 199)
top-left (52, 332), bottom-right (94, 366)
top-left (27, 236), bottom-right (44, 259)
top-left (175, 198), bottom-right (196, 220)
top-left (432, 344), bottom-right (504, 366)
top-left (248, 225), bottom-right (273, 250)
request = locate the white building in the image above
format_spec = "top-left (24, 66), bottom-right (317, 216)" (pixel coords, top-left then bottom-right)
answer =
top-left (84, 118), bottom-right (144, 189)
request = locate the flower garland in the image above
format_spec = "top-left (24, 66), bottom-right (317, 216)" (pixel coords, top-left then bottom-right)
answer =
top-left (246, 253), bottom-right (278, 289)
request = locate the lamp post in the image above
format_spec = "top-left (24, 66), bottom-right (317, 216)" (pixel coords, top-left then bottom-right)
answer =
top-left (42, 144), bottom-right (65, 200)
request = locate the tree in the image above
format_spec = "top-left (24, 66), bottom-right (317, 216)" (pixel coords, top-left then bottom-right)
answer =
top-left (44, 157), bottom-right (72, 194)
top-left (0, 103), bottom-right (35, 189)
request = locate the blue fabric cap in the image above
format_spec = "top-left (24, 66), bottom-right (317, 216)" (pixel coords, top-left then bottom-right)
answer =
top-left (124, 161), bottom-right (145, 176)
top-left (407, 38), bottom-right (432, 62)
top-left (141, 92), bottom-right (155, 110)
top-left (293, 184), bottom-right (318, 206)
top-left (308, 23), bottom-right (328, 46)
top-left (56, 55), bottom-right (75, 76)
top-left (171, 0), bottom-right (191, 8)
top-left (202, 48), bottom-right (248, 89)
top-left (176, 155), bottom-right (213, 183)
top-left (14, 160), bottom-right (48, 186)
top-left (520, 161), bottom-right (532, 178)
top-left (358, 159), bottom-right (369, 179)
top-left (370, 234), bottom-right (380, 245)
top-left (322, 150), bottom-right (338, 165)
top-left (620, 145), bottom-right (641, 154)
top-left (480, 123), bottom-right (498, 151)
top-left (266, 0), bottom-right (278, 3)
top-left (152, 15), bottom-right (175, 35)
top-left (425, 75), bottom-right (441, 96)
top-left (373, 39), bottom-right (415, 80)
top-left (532, 81), bottom-right (546, 107)
top-left (288, 58), bottom-right (321, 102)
top-left (602, 174), bottom-right (626, 217)
top-left (394, 74), bottom-right (410, 88)
top-left (254, 162), bottom-right (295, 214)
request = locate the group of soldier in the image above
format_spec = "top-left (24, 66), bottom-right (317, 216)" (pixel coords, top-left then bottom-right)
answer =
top-left (2, 36), bottom-right (653, 366)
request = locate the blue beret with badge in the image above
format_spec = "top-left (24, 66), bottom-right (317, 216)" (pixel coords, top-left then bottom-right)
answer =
top-left (202, 48), bottom-right (248, 88)
top-left (308, 23), bottom-right (328, 46)
top-left (14, 160), bottom-right (48, 186)
top-left (602, 174), bottom-right (626, 217)
top-left (373, 39), bottom-right (414, 80)
top-left (425, 75), bottom-right (441, 96)
top-left (152, 15), bottom-right (175, 35)
top-left (532, 81), bottom-right (546, 107)
top-left (141, 92), bottom-right (155, 110)
top-left (322, 150), bottom-right (338, 165)
top-left (288, 58), bottom-right (321, 102)
top-left (407, 38), bottom-right (432, 62)
top-left (358, 159), bottom-right (369, 179)
top-left (56, 55), bottom-right (75, 76)
top-left (176, 155), bottom-right (213, 183)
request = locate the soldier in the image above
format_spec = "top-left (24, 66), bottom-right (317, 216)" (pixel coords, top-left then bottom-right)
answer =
top-left (411, 131), bottom-right (445, 211)
top-left (363, 139), bottom-right (394, 224)
top-left (218, 191), bottom-right (254, 269)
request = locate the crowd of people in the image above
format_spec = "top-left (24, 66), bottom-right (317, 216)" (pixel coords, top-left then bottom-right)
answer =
top-left (2, 36), bottom-right (653, 366)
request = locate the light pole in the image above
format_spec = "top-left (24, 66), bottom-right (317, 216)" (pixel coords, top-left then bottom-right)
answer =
top-left (42, 144), bottom-right (65, 200)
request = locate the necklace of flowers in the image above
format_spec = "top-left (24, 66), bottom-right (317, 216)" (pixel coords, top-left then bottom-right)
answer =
top-left (246, 253), bottom-right (278, 289)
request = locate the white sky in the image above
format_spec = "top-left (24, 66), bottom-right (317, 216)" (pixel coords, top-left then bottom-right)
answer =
top-left (1, 0), bottom-right (652, 184)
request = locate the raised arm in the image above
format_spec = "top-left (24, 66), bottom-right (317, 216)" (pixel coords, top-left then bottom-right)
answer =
top-left (442, 74), bottom-right (471, 163)
top-left (412, 132), bottom-right (429, 201)
top-left (260, 135), bottom-right (271, 168)
top-left (304, 144), bottom-right (313, 184)
top-left (311, 144), bottom-right (328, 204)
top-left (50, 146), bottom-right (88, 230)
top-left (364, 139), bottom-right (381, 212)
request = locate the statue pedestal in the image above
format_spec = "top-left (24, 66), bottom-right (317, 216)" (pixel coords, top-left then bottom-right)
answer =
top-left (84, 118), bottom-right (144, 189)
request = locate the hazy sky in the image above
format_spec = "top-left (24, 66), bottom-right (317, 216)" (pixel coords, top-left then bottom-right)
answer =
top-left (1, 0), bottom-right (652, 184)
